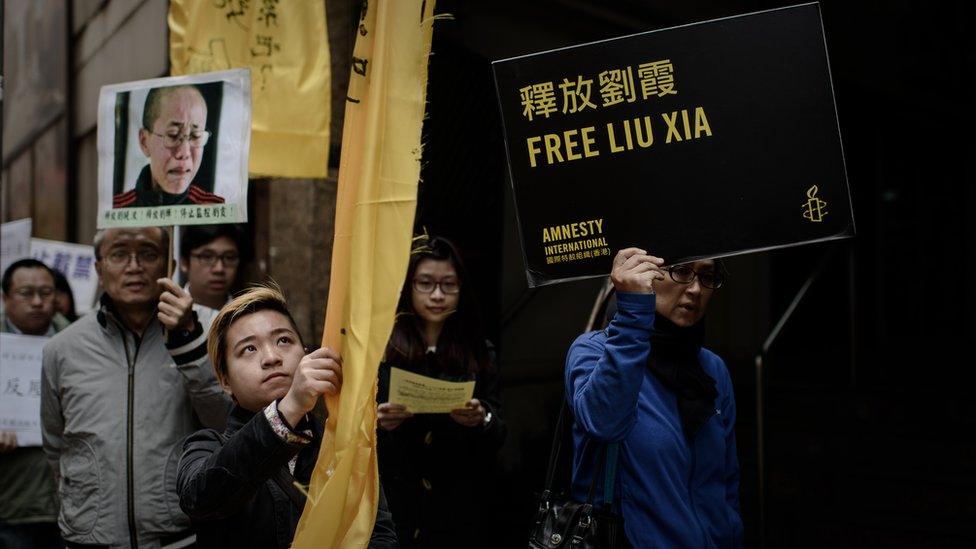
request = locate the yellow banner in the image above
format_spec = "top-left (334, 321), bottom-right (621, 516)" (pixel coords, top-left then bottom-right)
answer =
top-left (293, 1), bottom-right (437, 547)
top-left (168, 0), bottom-right (330, 178)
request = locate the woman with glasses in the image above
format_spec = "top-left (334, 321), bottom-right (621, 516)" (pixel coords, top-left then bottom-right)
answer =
top-left (566, 248), bottom-right (743, 548)
top-left (376, 235), bottom-right (506, 548)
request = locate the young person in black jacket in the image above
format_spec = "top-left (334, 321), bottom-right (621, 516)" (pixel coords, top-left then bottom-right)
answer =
top-left (376, 236), bottom-right (506, 547)
top-left (177, 285), bottom-right (398, 548)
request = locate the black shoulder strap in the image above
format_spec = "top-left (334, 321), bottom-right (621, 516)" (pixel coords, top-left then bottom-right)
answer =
top-left (271, 468), bottom-right (307, 510)
top-left (542, 397), bottom-right (620, 506)
top-left (542, 399), bottom-right (569, 493)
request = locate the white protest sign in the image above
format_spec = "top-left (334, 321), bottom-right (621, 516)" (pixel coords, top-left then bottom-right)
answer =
top-left (0, 333), bottom-right (49, 447)
top-left (1, 219), bottom-right (32, 274)
top-left (31, 238), bottom-right (100, 314)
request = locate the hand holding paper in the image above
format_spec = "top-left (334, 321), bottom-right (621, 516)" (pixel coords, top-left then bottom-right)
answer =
top-left (450, 399), bottom-right (486, 428)
top-left (377, 402), bottom-right (413, 431)
top-left (0, 431), bottom-right (17, 453)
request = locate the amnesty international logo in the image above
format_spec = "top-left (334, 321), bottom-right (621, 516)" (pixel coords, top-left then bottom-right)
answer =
top-left (802, 185), bottom-right (828, 222)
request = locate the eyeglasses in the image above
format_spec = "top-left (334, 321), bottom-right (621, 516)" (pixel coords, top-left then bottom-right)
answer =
top-left (665, 265), bottom-right (725, 289)
top-left (191, 252), bottom-right (240, 267)
top-left (103, 249), bottom-right (163, 268)
top-left (412, 278), bottom-right (460, 294)
top-left (10, 286), bottom-right (56, 301)
top-left (145, 128), bottom-right (211, 149)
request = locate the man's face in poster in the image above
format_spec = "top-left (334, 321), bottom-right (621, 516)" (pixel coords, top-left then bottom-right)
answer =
top-left (137, 87), bottom-right (208, 195)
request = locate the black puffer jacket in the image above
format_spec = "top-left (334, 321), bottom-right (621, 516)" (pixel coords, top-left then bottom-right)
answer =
top-left (178, 405), bottom-right (398, 548)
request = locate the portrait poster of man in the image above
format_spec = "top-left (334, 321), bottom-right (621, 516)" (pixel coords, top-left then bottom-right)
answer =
top-left (96, 68), bottom-right (251, 228)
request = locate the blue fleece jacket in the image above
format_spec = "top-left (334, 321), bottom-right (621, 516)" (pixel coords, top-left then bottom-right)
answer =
top-left (566, 292), bottom-right (744, 548)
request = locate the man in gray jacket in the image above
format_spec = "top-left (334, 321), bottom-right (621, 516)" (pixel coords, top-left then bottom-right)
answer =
top-left (41, 227), bottom-right (231, 547)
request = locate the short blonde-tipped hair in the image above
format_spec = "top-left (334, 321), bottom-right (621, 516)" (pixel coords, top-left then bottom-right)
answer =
top-left (207, 283), bottom-right (303, 382)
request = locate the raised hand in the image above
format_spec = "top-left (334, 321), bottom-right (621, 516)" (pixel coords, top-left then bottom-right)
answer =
top-left (610, 248), bottom-right (666, 294)
top-left (156, 278), bottom-right (197, 332)
top-left (278, 346), bottom-right (343, 426)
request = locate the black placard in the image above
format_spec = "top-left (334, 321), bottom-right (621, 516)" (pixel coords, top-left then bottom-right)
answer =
top-left (492, 3), bottom-right (854, 287)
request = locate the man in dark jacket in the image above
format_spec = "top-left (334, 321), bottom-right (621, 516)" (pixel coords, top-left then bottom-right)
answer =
top-left (0, 259), bottom-right (70, 548)
top-left (177, 285), bottom-right (398, 548)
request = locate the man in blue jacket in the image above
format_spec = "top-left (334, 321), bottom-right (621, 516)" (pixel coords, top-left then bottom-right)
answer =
top-left (566, 247), bottom-right (743, 548)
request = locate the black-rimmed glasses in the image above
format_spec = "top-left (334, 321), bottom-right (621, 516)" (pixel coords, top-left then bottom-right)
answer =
top-left (665, 264), bottom-right (725, 289)
top-left (11, 286), bottom-right (56, 301)
top-left (103, 249), bottom-right (163, 268)
top-left (412, 278), bottom-right (460, 294)
top-left (191, 252), bottom-right (240, 267)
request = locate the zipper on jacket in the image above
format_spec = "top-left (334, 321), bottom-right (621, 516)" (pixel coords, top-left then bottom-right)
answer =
top-left (121, 329), bottom-right (141, 549)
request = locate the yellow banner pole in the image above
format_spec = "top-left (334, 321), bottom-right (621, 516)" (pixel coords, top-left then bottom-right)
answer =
top-left (293, 1), bottom-right (437, 546)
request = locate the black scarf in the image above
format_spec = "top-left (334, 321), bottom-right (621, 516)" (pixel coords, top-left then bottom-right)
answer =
top-left (647, 314), bottom-right (719, 440)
